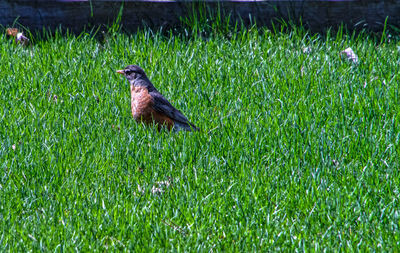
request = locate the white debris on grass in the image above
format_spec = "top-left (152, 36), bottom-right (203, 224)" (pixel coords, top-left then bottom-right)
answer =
top-left (134, 177), bottom-right (173, 196)
top-left (302, 47), bottom-right (312, 54)
top-left (340, 47), bottom-right (358, 64)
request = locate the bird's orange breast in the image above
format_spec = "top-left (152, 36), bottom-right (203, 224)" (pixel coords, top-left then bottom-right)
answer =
top-left (130, 86), bottom-right (174, 130)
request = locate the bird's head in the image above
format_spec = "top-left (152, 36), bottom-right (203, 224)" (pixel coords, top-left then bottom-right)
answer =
top-left (116, 65), bottom-right (148, 85)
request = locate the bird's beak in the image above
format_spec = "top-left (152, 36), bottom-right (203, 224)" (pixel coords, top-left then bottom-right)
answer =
top-left (116, 70), bottom-right (125, 75)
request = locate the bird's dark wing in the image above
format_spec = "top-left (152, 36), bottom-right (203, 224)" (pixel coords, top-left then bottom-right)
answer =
top-left (150, 91), bottom-right (198, 131)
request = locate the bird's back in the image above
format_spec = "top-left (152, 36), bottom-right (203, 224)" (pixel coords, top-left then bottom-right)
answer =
top-left (149, 90), bottom-right (199, 131)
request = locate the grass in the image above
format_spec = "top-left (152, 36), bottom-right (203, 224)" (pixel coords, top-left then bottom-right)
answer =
top-left (0, 23), bottom-right (400, 251)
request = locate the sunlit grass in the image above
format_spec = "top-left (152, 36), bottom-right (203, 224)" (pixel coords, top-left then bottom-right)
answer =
top-left (0, 25), bottom-right (399, 251)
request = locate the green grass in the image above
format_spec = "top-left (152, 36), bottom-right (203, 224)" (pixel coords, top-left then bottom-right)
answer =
top-left (1, 25), bottom-right (399, 251)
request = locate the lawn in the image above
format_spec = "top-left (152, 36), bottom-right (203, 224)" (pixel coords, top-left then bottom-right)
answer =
top-left (0, 23), bottom-right (399, 251)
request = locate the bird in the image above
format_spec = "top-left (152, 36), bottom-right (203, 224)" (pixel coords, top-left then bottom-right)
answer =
top-left (116, 65), bottom-right (199, 132)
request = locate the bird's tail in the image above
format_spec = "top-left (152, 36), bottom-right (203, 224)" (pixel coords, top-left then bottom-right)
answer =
top-left (174, 121), bottom-right (199, 132)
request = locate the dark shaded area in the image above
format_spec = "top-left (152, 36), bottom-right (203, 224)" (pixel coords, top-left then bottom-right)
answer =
top-left (1, 0), bottom-right (399, 34)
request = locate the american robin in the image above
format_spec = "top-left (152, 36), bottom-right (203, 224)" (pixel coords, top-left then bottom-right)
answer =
top-left (117, 65), bottom-right (199, 131)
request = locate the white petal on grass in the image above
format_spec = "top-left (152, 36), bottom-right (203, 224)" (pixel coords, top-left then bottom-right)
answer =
top-left (340, 47), bottom-right (358, 63)
top-left (16, 32), bottom-right (30, 46)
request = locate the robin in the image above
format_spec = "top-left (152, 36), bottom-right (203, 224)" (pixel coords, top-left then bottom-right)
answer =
top-left (117, 65), bottom-right (199, 132)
